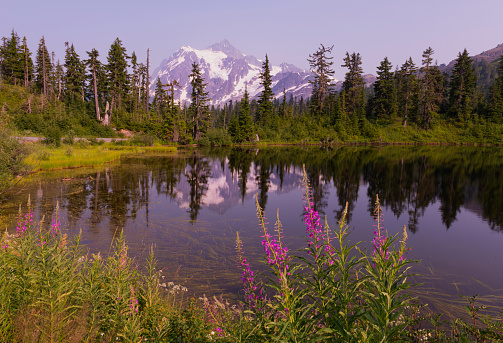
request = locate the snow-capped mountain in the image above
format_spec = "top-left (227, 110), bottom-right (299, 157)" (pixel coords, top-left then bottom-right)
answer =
top-left (150, 40), bottom-right (317, 106)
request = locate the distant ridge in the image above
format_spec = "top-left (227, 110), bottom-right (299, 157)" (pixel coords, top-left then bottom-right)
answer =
top-left (439, 43), bottom-right (503, 72)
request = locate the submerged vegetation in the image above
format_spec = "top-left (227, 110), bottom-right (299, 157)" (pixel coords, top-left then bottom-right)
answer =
top-left (1, 169), bottom-right (502, 342)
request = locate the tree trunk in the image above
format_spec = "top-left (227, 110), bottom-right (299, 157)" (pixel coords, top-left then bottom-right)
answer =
top-left (145, 48), bottom-right (150, 114)
top-left (92, 68), bottom-right (100, 120)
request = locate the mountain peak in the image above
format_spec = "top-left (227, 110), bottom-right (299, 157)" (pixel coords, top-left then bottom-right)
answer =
top-left (207, 39), bottom-right (244, 59)
top-left (151, 41), bottom-right (314, 105)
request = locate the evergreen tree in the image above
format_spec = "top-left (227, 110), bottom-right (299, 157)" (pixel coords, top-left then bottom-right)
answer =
top-left (34, 36), bottom-right (52, 97)
top-left (308, 44), bottom-right (335, 116)
top-left (279, 89), bottom-right (288, 117)
top-left (488, 56), bottom-right (503, 121)
top-left (238, 86), bottom-right (255, 142)
top-left (371, 57), bottom-right (396, 121)
top-left (85, 48), bottom-right (103, 120)
top-left (228, 111), bottom-right (239, 141)
top-left (0, 30), bottom-right (23, 85)
top-left (54, 60), bottom-right (64, 100)
top-left (153, 77), bottom-right (168, 119)
top-left (396, 58), bottom-right (418, 127)
top-left (341, 52), bottom-right (365, 123)
top-left (418, 47), bottom-right (444, 129)
top-left (256, 54), bottom-right (274, 125)
top-left (188, 62), bottom-right (211, 140)
top-left (63, 42), bottom-right (85, 102)
top-left (447, 49), bottom-right (477, 122)
top-left (130, 51), bottom-right (140, 114)
top-left (21, 36), bottom-right (34, 88)
top-left (107, 38), bottom-right (129, 115)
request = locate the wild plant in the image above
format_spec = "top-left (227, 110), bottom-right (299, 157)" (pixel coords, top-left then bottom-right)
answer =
top-left (356, 195), bottom-right (415, 342)
top-left (227, 166), bottom-right (417, 342)
top-left (1, 197), bottom-right (216, 342)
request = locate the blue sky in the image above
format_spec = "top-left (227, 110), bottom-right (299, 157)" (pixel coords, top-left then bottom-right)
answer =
top-left (2, 0), bottom-right (502, 79)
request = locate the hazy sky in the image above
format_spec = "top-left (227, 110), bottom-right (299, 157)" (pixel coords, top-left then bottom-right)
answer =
top-left (2, 0), bottom-right (502, 79)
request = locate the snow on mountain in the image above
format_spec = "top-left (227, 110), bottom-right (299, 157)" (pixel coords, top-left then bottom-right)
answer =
top-left (149, 40), bottom-right (320, 106)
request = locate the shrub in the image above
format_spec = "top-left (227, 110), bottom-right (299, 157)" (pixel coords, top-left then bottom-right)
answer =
top-left (0, 131), bottom-right (28, 180)
top-left (131, 134), bottom-right (155, 147)
top-left (62, 129), bottom-right (75, 145)
top-left (198, 128), bottom-right (232, 147)
top-left (42, 126), bottom-right (62, 147)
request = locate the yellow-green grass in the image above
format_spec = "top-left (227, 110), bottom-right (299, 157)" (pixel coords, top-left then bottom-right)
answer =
top-left (24, 144), bottom-right (177, 171)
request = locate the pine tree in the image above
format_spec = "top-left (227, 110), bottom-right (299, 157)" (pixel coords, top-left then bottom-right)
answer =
top-left (238, 86), bottom-right (254, 142)
top-left (63, 42), bottom-right (85, 102)
top-left (34, 36), bottom-right (52, 97)
top-left (371, 57), bottom-right (396, 121)
top-left (130, 51), bottom-right (140, 114)
top-left (54, 60), bottom-right (63, 100)
top-left (256, 54), bottom-right (274, 125)
top-left (0, 30), bottom-right (23, 85)
top-left (447, 49), bottom-right (477, 122)
top-left (488, 56), bottom-right (503, 120)
top-left (188, 62), bottom-right (211, 140)
top-left (21, 36), bottom-right (34, 88)
top-left (145, 48), bottom-right (150, 114)
top-left (85, 48), bottom-right (103, 120)
top-left (396, 58), bottom-right (418, 127)
top-left (153, 77), bottom-right (168, 119)
top-left (418, 47), bottom-right (444, 129)
top-left (107, 38), bottom-right (129, 115)
top-left (341, 52), bottom-right (365, 119)
top-left (308, 44), bottom-right (335, 116)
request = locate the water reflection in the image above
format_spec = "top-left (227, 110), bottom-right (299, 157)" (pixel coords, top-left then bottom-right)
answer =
top-left (2, 146), bottom-right (503, 309)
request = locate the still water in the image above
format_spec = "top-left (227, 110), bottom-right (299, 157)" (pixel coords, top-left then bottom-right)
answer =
top-left (2, 146), bottom-right (503, 314)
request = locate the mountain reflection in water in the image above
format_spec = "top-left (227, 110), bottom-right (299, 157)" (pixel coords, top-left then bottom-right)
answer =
top-left (3, 146), bottom-right (503, 314)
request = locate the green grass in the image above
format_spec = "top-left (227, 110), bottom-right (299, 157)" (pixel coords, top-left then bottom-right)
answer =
top-left (23, 144), bottom-right (177, 171)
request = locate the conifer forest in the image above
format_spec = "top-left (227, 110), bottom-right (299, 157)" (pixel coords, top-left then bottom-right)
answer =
top-left (1, 30), bottom-right (502, 145)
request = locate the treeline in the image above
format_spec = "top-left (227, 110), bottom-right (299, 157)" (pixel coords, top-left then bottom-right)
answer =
top-left (207, 45), bottom-right (503, 144)
top-left (1, 30), bottom-right (502, 143)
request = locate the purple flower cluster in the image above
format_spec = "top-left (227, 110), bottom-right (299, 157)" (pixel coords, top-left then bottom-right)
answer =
top-left (236, 234), bottom-right (263, 307)
top-left (304, 204), bottom-right (322, 248)
top-left (50, 210), bottom-right (61, 236)
top-left (261, 231), bottom-right (289, 271)
top-left (372, 198), bottom-right (390, 260)
top-left (129, 286), bottom-right (139, 315)
top-left (16, 209), bottom-right (34, 236)
top-left (304, 201), bottom-right (335, 264)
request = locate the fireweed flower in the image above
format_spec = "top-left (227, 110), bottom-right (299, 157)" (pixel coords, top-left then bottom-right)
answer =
top-left (236, 232), bottom-right (263, 307)
top-left (372, 195), bottom-right (411, 266)
top-left (302, 165), bottom-right (335, 263)
top-left (372, 195), bottom-right (389, 261)
top-left (256, 197), bottom-right (290, 274)
top-left (16, 207), bottom-right (34, 236)
top-left (129, 285), bottom-right (139, 315)
top-left (50, 202), bottom-right (61, 236)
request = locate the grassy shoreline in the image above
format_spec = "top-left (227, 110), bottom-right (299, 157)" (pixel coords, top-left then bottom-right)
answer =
top-left (23, 144), bottom-right (177, 172)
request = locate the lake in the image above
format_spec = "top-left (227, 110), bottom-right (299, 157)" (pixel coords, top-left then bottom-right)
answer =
top-left (2, 145), bottom-right (503, 316)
